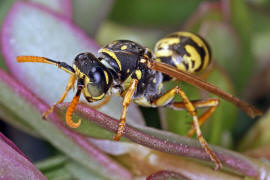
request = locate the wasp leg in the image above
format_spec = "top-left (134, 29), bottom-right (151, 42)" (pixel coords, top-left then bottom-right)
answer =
top-left (167, 99), bottom-right (219, 137)
top-left (65, 78), bottom-right (84, 128)
top-left (152, 87), bottom-right (222, 170)
top-left (114, 79), bottom-right (138, 141)
top-left (17, 56), bottom-right (75, 74)
top-left (42, 74), bottom-right (76, 119)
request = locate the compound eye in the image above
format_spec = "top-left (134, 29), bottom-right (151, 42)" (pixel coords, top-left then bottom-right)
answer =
top-left (89, 67), bottom-right (103, 83)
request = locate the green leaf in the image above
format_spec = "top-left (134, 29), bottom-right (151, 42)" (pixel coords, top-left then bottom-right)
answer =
top-left (238, 109), bottom-right (270, 151)
top-left (36, 155), bottom-right (106, 180)
top-left (109, 0), bottom-right (200, 26)
top-left (0, 132), bottom-right (46, 180)
top-left (230, 0), bottom-right (256, 93)
top-left (73, 0), bottom-right (115, 36)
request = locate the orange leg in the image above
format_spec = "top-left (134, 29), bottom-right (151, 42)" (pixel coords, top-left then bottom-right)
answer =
top-left (167, 99), bottom-right (219, 137)
top-left (113, 79), bottom-right (138, 141)
top-left (153, 87), bottom-right (222, 170)
top-left (65, 79), bottom-right (84, 128)
top-left (42, 74), bottom-right (76, 119)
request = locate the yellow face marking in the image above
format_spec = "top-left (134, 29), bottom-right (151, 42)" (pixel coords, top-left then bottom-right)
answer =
top-left (127, 69), bottom-right (130, 73)
top-left (92, 93), bottom-right (105, 100)
top-left (135, 70), bottom-right (142, 80)
top-left (84, 87), bottom-right (105, 101)
top-left (73, 65), bottom-right (92, 83)
top-left (153, 78), bottom-right (157, 83)
top-left (121, 45), bottom-right (127, 50)
top-left (83, 87), bottom-right (91, 98)
top-left (104, 70), bottom-right (109, 84)
top-left (100, 48), bottom-right (122, 71)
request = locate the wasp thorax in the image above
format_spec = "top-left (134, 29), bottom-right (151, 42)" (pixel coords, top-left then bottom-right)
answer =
top-left (104, 40), bottom-right (146, 55)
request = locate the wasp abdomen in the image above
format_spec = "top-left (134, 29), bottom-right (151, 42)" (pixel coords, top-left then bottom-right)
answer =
top-left (154, 32), bottom-right (211, 80)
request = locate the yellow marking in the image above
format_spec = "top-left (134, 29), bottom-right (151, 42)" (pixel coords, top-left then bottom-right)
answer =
top-left (104, 71), bottom-right (109, 84)
top-left (83, 88), bottom-right (91, 98)
top-left (158, 83), bottom-right (163, 94)
top-left (201, 49), bottom-right (210, 71)
top-left (134, 96), bottom-right (152, 107)
top-left (140, 58), bottom-right (146, 63)
top-left (171, 55), bottom-right (186, 72)
top-left (155, 37), bottom-right (180, 50)
top-left (100, 48), bottom-right (122, 71)
top-left (154, 87), bottom-right (175, 106)
top-left (155, 58), bottom-right (161, 62)
top-left (73, 65), bottom-right (83, 78)
top-left (123, 75), bottom-right (132, 90)
top-left (135, 70), bottom-right (142, 80)
top-left (155, 31), bottom-right (210, 73)
top-left (83, 87), bottom-right (105, 101)
top-left (185, 45), bottom-right (201, 72)
top-left (127, 69), bottom-right (130, 73)
top-left (153, 78), bottom-right (157, 83)
top-left (154, 37), bottom-right (180, 62)
top-left (73, 65), bottom-right (92, 85)
top-left (92, 93), bottom-right (105, 100)
top-left (176, 32), bottom-right (205, 46)
top-left (176, 32), bottom-right (210, 71)
top-left (121, 45), bottom-right (127, 50)
top-left (155, 49), bottom-right (173, 57)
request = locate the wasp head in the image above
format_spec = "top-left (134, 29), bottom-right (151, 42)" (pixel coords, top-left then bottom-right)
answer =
top-left (73, 52), bottom-right (112, 102)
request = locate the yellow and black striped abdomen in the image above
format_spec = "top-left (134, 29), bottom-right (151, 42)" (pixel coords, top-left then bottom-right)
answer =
top-left (154, 32), bottom-right (211, 80)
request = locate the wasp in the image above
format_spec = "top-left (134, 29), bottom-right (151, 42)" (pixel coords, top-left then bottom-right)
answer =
top-left (17, 31), bottom-right (261, 169)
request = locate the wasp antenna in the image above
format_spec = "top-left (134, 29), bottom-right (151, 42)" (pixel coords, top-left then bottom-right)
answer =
top-left (17, 56), bottom-right (55, 64)
top-left (17, 56), bottom-right (75, 74)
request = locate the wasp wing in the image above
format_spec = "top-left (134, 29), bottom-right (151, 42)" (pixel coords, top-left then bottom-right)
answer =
top-left (149, 60), bottom-right (262, 118)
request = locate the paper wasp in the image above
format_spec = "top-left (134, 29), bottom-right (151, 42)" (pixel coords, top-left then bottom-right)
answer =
top-left (17, 31), bottom-right (261, 169)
